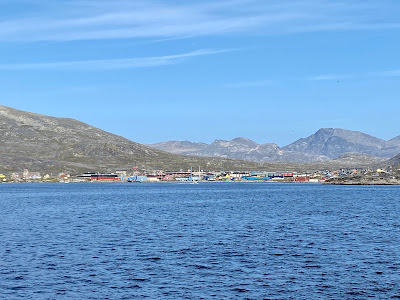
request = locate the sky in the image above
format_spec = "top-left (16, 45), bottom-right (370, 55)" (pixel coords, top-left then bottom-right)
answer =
top-left (0, 0), bottom-right (399, 146)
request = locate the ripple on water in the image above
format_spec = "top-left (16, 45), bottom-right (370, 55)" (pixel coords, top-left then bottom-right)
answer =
top-left (1, 183), bottom-right (400, 298)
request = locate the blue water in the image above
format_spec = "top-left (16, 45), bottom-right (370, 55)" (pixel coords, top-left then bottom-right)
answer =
top-left (1, 183), bottom-right (400, 299)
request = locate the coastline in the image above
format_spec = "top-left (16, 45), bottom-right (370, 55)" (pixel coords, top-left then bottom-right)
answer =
top-left (3, 180), bottom-right (400, 185)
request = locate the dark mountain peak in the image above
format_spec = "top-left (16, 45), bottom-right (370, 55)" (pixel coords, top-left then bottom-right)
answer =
top-left (231, 137), bottom-right (253, 142)
top-left (314, 128), bottom-right (378, 140)
top-left (258, 142), bottom-right (280, 148)
top-left (209, 137), bottom-right (257, 150)
top-left (313, 128), bottom-right (352, 136)
top-left (283, 128), bottom-right (389, 159)
top-left (212, 139), bottom-right (227, 143)
top-left (230, 137), bottom-right (259, 147)
top-left (315, 128), bottom-right (336, 135)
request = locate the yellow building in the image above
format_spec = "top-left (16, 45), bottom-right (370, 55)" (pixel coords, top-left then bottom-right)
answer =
top-left (0, 174), bottom-right (6, 181)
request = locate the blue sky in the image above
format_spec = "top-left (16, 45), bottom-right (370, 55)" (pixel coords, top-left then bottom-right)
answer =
top-left (0, 0), bottom-right (399, 146)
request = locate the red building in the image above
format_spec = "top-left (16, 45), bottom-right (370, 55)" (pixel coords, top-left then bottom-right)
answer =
top-left (295, 176), bottom-right (310, 182)
top-left (90, 174), bottom-right (121, 182)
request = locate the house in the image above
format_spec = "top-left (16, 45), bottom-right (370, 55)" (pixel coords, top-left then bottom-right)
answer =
top-left (11, 169), bottom-right (41, 180)
top-left (23, 169), bottom-right (41, 180)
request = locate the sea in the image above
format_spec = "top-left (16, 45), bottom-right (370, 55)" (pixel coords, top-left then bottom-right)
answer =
top-left (1, 182), bottom-right (400, 299)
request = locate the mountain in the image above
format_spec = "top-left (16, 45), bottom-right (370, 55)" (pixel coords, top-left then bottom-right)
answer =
top-left (1, 105), bottom-right (394, 174)
top-left (388, 136), bottom-right (400, 143)
top-left (282, 128), bottom-right (400, 159)
top-left (0, 105), bottom-right (273, 174)
top-left (332, 153), bottom-right (387, 166)
top-left (382, 136), bottom-right (400, 157)
top-left (149, 140), bottom-right (208, 155)
top-left (150, 129), bottom-right (400, 163)
top-left (199, 138), bottom-right (330, 162)
top-left (150, 137), bottom-right (329, 163)
top-left (387, 153), bottom-right (400, 169)
top-left (197, 137), bottom-right (259, 159)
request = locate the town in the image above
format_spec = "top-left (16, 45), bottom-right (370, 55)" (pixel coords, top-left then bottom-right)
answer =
top-left (1, 166), bottom-right (399, 185)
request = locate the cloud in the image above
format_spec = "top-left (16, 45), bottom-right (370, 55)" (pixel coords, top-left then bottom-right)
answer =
top-left (371, 70), bottom-right (400, 77)
top-left (309, 69), bottom-right (400, 81)
top-left (0, 0), bottom-right (399, 42)
top-left (0, 49), bottom-right (231, 70)
top-left (308, 74), bottom-right (354, 81)
top-left (224, 67), bottom-right (400, 87)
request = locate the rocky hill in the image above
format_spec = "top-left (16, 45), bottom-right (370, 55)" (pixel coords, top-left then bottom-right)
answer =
top-left (330, 153), bottom-right (386, 166)
top-left (387, 153), bottom-right (400, 169)
top-left (0, 105), bottom-right (278, 174)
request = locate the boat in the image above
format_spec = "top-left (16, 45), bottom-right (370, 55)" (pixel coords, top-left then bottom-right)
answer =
top-left (127, 176), bottom-right (141, 183)
top-left (189, 167), bottom-right (199, 184)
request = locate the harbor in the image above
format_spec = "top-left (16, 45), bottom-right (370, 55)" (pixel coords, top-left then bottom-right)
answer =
top-left (2, 167), bottom-right (400, 185)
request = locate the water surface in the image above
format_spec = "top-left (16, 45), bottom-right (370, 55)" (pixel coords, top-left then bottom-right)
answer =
top-left (1, 183), bottom-right (400, 299)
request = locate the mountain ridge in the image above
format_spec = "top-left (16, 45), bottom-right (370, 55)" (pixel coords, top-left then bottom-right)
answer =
top-left (282, 128), bottom-right (390, 158)
top-left (149, 138), bottom-right (329, 163)
top-left (0, 105), bottom-right (279, 174)
top-left (149, 128), bottom-right (400, 162)
top-left (0, 105), bottom-right (396, 173)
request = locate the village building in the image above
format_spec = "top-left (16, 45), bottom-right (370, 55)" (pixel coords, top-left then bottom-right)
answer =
top-left (11, 169), bottom-right (41, 181)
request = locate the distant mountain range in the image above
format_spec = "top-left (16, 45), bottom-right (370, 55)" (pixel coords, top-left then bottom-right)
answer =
top-left (149, 129), bottom-right (400, 163)
top-left (150, 138), bottom-right (329, 163)
top-left (0, 105), bottom-right (396, 174)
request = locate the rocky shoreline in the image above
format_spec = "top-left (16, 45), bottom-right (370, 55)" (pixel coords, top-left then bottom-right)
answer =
top-left (324, 176), bottom-right (400, 185)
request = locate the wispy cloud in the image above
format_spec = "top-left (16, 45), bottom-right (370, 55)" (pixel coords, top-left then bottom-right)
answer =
top-left (231, 68), bottom-right (400, 86)
top-left (308, 74), bottom-right (355, 81)
top-left (0, 0), bottom-right (399, 42)
top-left (371, 69), bottom-right (400, 77)
top-left (0, 49), bottom-right (231, 70)
top-left (309, 69), bottom-right (400, 81)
